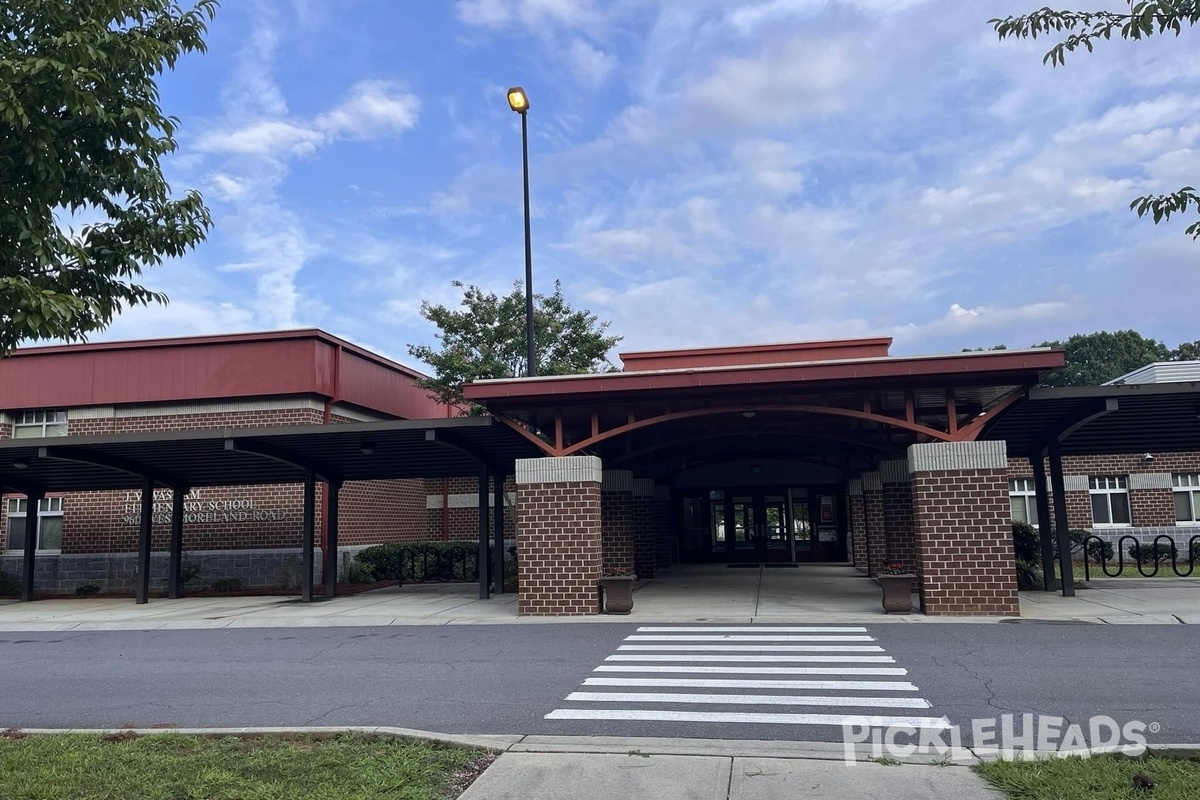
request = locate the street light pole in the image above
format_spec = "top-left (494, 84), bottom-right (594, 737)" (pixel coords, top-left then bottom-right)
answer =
top-left (507, 86), bottom-right (536, 378)
top-left (520, 109), bottom-right (535, 377)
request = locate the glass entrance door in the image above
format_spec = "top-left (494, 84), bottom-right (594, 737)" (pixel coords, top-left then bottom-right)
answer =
top-left (707, 488), bottom-right (794, 563)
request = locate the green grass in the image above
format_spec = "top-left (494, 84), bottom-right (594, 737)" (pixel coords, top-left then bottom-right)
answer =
top-left (976, 754), bottom-right (1200, 799)
top-left (0, 733), bottom-right (490, 800)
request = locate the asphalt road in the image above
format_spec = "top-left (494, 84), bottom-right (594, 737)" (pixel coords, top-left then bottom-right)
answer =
top-left (1, 622), bottom-right (1196, 745)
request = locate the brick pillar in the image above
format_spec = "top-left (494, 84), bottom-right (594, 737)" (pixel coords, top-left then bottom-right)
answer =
top-left (516, 456), bottom-right (602, 616)
top-left (632, 478), bottom-right (657, 579)
top-left (1129, 473), bottom-right (1177, 526)
top-left (654, 485), bottom-right (674, 568)
top-left (848, 479), bottom-right (867, 573)
top-left (881, 459), bottom-right (918, 578)
top-left (909, 441), bottom-right (1019, 617)
top-left (601, 470), bottom-right (635, 574)
top-left (862, 471), bottom-right (886, 577)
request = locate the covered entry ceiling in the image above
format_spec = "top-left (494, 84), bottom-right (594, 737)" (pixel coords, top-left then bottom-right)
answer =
top-left (465, 347), bottom-right (1064, 478)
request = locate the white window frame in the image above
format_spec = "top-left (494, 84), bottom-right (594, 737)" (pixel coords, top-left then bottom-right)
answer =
top-left (1173, 474), bottom-right (1200, 526)
top-left (1089, 476), bottom-right (1131, 528)
top-left (1009, 478), bottom-right (1039, 525)
top-left (13, 409), bottom-right (68, 438)
top-left (4, 496), bottom-right (64, 552)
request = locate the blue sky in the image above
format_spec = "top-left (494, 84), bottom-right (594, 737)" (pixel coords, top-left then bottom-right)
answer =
top-left (101, 0), bottom-right (1200, 365)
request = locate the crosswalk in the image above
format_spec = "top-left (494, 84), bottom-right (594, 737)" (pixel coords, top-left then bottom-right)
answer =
top-left (545, 625), bottom-right (949, 730)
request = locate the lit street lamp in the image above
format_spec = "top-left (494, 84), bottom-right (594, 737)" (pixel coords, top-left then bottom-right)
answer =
top-left (507, 86), bottom-right (535, 378)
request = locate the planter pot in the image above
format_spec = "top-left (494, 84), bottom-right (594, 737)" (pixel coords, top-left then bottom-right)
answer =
top-left (600, 576), bottom-right (636, 614)
top-left (877, 574), bottom-right (915, 614)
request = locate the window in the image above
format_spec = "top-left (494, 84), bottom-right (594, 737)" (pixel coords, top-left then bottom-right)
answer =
top-left (1174, 474), bottom-right (1200, 525)
top-left (1089, 476), bottom-right (1131, 527)
top-left (13, 409), bottom-right (68, 438)
top-left (1009, 478), bottom-right (1039, 525)
top-left (5, 497), bottom-right (64, 552)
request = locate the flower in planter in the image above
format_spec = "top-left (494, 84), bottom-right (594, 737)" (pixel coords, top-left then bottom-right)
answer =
top-left (880, 560), bottom-right (909, 575)
top-left (603, 567), bottom-right (635, 578)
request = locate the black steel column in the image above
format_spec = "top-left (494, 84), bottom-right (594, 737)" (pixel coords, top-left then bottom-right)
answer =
top-left (478, 469), bottom-right (490, 600)
top-left (168, 487), bottom-right (185, 599)
top-left (325, 481), bottom-right (341, 599)
top-left (20, 491), bottom-right (43, 602)
top-left (493, 476), bottom-right (506, 595)
top-left (302, 472), bottom-right (315, 602)
top-left (1029, 456), bottom-right (1057, 592)
top-left (136, 478), bottom-right (153, 605)
top-left (1048, 442), bottom-right (1075, 597)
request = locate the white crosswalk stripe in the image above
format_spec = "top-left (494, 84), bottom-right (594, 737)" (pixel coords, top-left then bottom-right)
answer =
top-left (545, 625), bottom-right (946, 730)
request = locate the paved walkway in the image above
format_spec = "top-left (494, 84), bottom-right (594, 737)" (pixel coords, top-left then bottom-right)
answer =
top-left (1, 565), bottom-right (1197, 631)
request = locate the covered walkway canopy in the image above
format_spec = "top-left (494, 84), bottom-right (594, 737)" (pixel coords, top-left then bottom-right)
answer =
top-left (0, 417), bottom-right (541, 604)
top-left (981, 381), bottom-right (1200, 597)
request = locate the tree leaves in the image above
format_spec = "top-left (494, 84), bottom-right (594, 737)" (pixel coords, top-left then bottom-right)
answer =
top-left (991, 3), bottom-right (1200, 241)
top-left (0, 1), bottom-right (218, 354)
top-left (407, 280), bottom-right (623, 411)
top-left (1035, 330), bottom-right (1200, 386)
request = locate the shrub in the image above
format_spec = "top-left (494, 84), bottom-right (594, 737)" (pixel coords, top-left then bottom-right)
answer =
top-left (74, 583), bottom-right (101, 596)
top-left (355, 542), bottom-right (479, 584)
top-left (0, 570), bottom-right (21, 596)
top-left (1128, 541), bottom-right (1177, 567)
top-left (1191, 539), bottom-right (1200, 562)
top-left (1015, 559), bottom-right (1043, 591)
top-left (340, 558), bottom-right (375, 584)
top-left (210, 578), bottom-right (244, 592)
top-left (180, 560), bottom-right (202, 586)
top-left (1012, 522), bottom-right (1040, 562)
top-left (1083, 537), bottom-right (1114, 563)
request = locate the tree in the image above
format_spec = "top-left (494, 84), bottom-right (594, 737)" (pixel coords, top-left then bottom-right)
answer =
top-left (1038, 329), bottom-right (1171, 386)
top-left (991, 3), bottom-right (1200, 239)
top-left (1, 1), bottom-right (218, 354)
top-left (408, 280), bottom-right (623, 409)
top-left (1171, 340), bottom-right (1200, 361)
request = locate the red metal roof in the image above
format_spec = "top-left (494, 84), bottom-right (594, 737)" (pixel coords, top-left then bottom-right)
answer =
top-left (620, 337), bottom-right (893, 371)
top-left (1, 329), bottom-right (448, 420)
top-left (465, 347), bottom-right (1066, 404)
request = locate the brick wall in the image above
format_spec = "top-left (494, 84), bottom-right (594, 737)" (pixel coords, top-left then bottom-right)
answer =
top-left (654, 487), bottom-right (673, 569)
top-left (862, 475), bottom-right (886, 577)
top-left (848, 487), bottom-right (867, 573)
top-left (601, 487), bottom-right (635, 574)
top-left (423, 476), bottom-right (517, 542)
top-left (911, 442), bottom-right (1019, 617)
top-left (338, 479), bottom-right (427, 546)
top-left (516, 457), bottom-right (602, 616)
top-left (632, 479), bottom-right (657, 579)
top-left (883, 482), bottom-right (918, 577)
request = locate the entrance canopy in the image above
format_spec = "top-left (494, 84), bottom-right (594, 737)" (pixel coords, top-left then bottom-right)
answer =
top-left (465, 341), bottom-right (1064, 479)
top-left (0, 416), bottom-right (539, 495)
top-left (981, 382), bottom-right (1200, 457)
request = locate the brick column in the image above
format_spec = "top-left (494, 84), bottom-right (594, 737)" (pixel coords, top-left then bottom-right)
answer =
top-left (516, 456), bottom-right (602, 616)
top-left (862, 472), bottom-right (886, 577)
top-left (654, 485), bottom-right (674, 568)
top-left (601, 470), bottom-right (635, 575)
top-left (848, 479), bottom-right (867, 573)
top-left (881, 459), bottom-right (918, 578)
top-left (632, 478), bottom-right (657, 579)
top-left (1129, 473), bottom-right (1177, 527)
top-left (909, 441), bottom-right (1019, 617)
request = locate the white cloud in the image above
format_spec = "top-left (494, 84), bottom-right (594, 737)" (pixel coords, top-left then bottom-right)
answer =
top-left (315, 80), bottom-right (421, 139)
top-left (454, 0), bottom-right (601, 31)
top-left (196, 81), bottom-right (420, 158)
top-left (686, 37), bottom-right (856, 127)
top-left (567, 38), bottom-right (618, 87)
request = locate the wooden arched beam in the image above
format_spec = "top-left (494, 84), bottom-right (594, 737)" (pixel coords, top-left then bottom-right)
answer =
top-left (559, 404), bottom-right (953, 457)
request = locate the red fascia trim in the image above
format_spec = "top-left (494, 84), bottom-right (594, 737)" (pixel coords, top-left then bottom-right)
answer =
top-left (464, 350), bottom-right (1067, 401)
top-left (619, 336), bottom-right (895, 361)
top-left (8, 329), bottom-right (431, 383)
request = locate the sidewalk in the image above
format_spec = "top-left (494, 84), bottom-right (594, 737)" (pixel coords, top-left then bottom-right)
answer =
top-left (1, 568), bottom-right (1197, 631)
